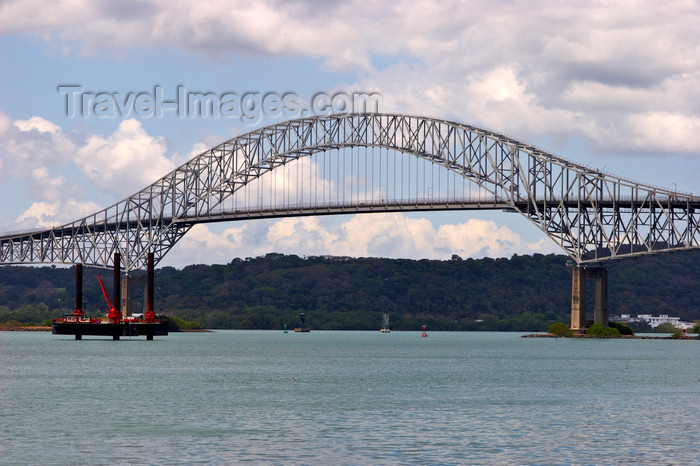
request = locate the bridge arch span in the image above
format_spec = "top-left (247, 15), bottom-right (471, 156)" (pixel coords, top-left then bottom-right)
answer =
top-left (1, 113), bottom-right (699, 271)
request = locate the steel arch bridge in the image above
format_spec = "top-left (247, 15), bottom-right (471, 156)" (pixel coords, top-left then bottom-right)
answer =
top-left (2, 113), bottom-right (700, 273)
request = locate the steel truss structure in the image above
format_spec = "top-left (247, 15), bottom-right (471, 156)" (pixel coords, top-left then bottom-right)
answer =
top-left (2, 113), bottom-right (699, 271)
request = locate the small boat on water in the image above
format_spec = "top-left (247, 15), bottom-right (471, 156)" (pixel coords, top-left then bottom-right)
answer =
top-left (380, 313), bottom-right (390, 333)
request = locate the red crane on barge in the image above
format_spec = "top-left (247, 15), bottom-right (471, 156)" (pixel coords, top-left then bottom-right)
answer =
top-left (98, 272), bottom-right (122, 324)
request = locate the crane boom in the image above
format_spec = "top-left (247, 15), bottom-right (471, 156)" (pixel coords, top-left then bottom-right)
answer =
top-left (97, 273), bottom-right (122, 323)
top-left (96, 273), bottom-right (112, 310)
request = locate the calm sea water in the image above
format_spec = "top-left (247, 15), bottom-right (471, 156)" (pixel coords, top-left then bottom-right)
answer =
top-left (1, 330), bottom-right (699, 465)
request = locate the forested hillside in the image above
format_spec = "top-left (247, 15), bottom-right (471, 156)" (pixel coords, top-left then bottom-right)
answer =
top-left (1, 251), bottom-right (699, 330)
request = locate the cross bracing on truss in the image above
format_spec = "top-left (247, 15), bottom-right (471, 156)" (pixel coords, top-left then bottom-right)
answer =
top-left (1, 113), bottom-right (699, 271)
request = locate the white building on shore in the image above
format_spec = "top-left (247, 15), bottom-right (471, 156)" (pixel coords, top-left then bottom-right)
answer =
top-left (618, 314), bottom-right (695, 330)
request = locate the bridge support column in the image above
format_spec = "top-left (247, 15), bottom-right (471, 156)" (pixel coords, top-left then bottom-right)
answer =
top-left (121, 275), bottom-right (131, 317)
top-left (144, 252), bottom-right (156, 326)
top-left (570, 267), bottom-right (586, 333)
top-left (75, 263), bottom-right (83, 313)
top-left (147, 252), bottom-right (154, 316)
top-left (570, 266), bottom-right (609, 333)
top-left (121, 275), bottom-right (148, 317)
top-left (113, 253), bottom-right (121, 315)
top-left (591, 268), bottom-right (608, 327)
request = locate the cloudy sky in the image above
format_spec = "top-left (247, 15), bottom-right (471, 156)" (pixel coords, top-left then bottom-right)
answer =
top-left (1, 0), bottom-right (700, 267)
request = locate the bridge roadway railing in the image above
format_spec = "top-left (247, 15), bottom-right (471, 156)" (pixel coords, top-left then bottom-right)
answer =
top-left (173, 196), bottom-right (511, 223)
top-left (4, 193), bottom-right (691, 238)
top-left (2, 193), bottom-right (699, 270)
top-left (0, 196), bottom-right (512, 269)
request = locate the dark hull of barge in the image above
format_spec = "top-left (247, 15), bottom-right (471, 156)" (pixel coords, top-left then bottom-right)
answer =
top-left (52, 321), bottom-right (168, 340)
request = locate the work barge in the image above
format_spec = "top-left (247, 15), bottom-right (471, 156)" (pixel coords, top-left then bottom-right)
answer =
top-left (52, 253), bottom-right (167, 340)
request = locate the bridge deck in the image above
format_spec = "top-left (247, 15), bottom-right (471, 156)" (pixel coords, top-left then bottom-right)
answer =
top-left (2, 198), bottom-right (699, 241)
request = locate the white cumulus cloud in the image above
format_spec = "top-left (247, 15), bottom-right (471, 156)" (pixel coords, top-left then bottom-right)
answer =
top-left (161, 213), bottom-right (561, 268)
top-left (0, 113), bottom-right (181, 231)
top-left (11, 198), bottom-right (102, 231)
top-left (75, 119), bottom-right (175, 197)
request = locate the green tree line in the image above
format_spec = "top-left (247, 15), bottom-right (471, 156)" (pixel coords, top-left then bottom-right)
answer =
top-left (1, 251), bottom-right (699, 330)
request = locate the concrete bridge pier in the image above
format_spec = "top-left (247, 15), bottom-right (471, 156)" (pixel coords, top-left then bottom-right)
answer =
top-left (121, 275), bottom-right (149, 317)
top-left (590, 268), bottom-right (609, 327)
top-left (570, 267), bottom-right (586, 332)
top-left (120, 253), bottom-right (156, 327)
top-left (570, 266), bottom-right (608, 333)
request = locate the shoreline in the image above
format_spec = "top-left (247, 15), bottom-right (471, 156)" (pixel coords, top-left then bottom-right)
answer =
top-left (522, 333), bottom-right (699, 340)
top-left (0, 327), bottom-right (694, 337)
top-left (0, 326), bottom-right (52, 331)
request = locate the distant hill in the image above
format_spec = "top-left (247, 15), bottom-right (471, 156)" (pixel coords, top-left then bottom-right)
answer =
top-left (1, 251), bottom-right (699, 330)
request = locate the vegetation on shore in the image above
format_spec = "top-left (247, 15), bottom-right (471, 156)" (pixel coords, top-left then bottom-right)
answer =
top-left (1, 251), bottom-right (700, 331)
top-left (586, 322), bottom-right (622, 338)
top-left (547, 322), bottom-right (573, 337)
top-left (546, 321), bottom-right (635, 338)
top-left (167, 316), bottom-right (202, 331)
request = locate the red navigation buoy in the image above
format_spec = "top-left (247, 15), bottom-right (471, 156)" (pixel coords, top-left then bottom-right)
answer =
top-left (421, 325), bottom-right (427, 337)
